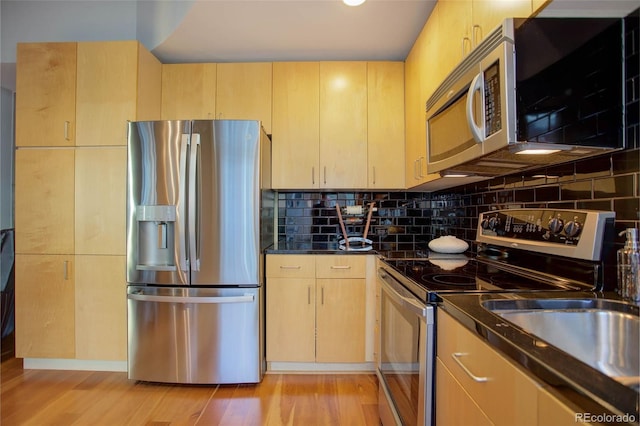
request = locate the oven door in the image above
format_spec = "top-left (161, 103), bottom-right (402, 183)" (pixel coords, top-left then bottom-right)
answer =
top-left (378, 268), bottom-right (435, 426)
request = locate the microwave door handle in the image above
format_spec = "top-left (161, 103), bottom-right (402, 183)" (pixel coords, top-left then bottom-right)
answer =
top-left (466, 71), bottom-right (485, 143)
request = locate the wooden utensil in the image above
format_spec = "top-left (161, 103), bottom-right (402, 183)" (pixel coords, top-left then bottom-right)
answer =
top-left (362, 202), bottom-right (375, 241)
top-left (336, 204), bottom-right (349, 249)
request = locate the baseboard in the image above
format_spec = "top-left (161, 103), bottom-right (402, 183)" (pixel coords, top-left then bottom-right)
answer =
top-left (23, 358), bottom-right (127, 372)
top-left (267, 361), bottom-right (375, 373)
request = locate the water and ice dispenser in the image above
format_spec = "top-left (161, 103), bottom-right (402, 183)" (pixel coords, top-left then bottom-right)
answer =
top-left (136, 205), bottom-right (177, 271)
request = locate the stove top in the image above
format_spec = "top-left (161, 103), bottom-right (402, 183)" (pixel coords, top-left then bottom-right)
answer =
top-left (380, 209), bottom-right (616, 302)
top-left (380, 250), bottom-right (603, 303)
top-left (384, 255), bottom-right (581, 292)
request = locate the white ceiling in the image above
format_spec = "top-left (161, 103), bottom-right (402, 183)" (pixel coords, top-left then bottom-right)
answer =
top-left (151, 0), bottom-right (437, 63)
top-left (2, 0), bottom-right (637, 90)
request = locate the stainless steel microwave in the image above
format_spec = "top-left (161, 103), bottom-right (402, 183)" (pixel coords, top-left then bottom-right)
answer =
top-left (425, 17), bottom-right (625, 177)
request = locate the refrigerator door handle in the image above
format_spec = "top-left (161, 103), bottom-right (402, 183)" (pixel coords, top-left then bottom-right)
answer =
top-left (127, 293), bottom-right (255, 304)
top-left (179, 134), bottom-right (190, 271)
top-left (189, 133), bottom-right (201, 271)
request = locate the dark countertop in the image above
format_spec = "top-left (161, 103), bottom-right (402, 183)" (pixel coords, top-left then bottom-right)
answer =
top-left (265, 241), bottom-right (430, 258)
top-left (437, 292), bottom-right (640, 423)
top-left (265, 241), bottom-right (372, 254)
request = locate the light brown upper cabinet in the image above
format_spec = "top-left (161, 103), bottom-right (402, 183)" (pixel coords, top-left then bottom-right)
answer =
top-left (367, 62), bottom-right (405, 189)
top-left (216, 62), bottom-right (273, 134)
top-left (472, 0), bottom-right (533, 45)
top-left (15, 42), bottom-right (77, 147)
top-left (437, 0), bottom-right (532, 79)
top-left (437, 0), bottom-right (473, 83)
top-left (405, 5), bottom-right (441, 187)
top-left (272, 62), bottom-right (321, 189)
top-left (76, 41), bottom-right (161, 146)
top-left (161, 63), bottom-right (217, 120)
top-left (319, 62), bottom-right (368, 189)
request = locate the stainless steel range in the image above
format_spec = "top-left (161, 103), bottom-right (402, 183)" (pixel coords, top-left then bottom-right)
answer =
top-left (377, 208), bottom-right (616, 426)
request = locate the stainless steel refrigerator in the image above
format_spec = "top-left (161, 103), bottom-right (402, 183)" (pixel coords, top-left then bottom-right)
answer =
top-left (126, 120), bottom-right (273, 384)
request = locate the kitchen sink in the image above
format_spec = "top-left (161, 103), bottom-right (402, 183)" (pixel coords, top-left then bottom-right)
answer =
top-left (482, 298), bottom-right (640, 388)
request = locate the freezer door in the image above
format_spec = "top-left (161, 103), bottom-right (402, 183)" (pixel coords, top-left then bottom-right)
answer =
top-left (126, 121), bottom-right (191, 286)
top-left (191, 120), bottom-right (262, 285)
top-left (127, 285), bottom-right (263, 384)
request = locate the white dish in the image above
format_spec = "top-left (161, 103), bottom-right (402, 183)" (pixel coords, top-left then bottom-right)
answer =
top-left (428, 235), bottom-right (469, 254)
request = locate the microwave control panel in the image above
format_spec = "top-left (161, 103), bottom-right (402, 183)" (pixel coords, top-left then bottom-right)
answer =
top-left (484, 61), bottom-right (502, 137)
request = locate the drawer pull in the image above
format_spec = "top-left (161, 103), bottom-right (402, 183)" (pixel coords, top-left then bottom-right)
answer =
top-left (279, 265), bottom-right (302, 269)
top-left (330, 265), bottom-right (351, 270)
top-left (452, 352), bottom-right (489, 383)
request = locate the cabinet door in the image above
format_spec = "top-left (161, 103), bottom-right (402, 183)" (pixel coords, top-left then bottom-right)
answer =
top-left (537, 386), bottom-right (589, 426)
top-left (75, 255), bottom-right (126, 361)
top-left (266, 278), bottom-right (316, 362)
top-left (436, 358), bottom-right (492, 426)
top-left (367, 62), bottom-right (405, 189)
top-left (272, 62), bottom-right (320, 189)
top-left (15, 254), bottom-right (75, 358)
top-left (438, 311), bottom-right (539, 425)
top-left (319, 62), bottom-right (367, 189)
top-left (161, 63), bottom-right (217, 120)
top-left (76, 41), bottom-right (139, 146)
top-left (472, 0), bottom-right (532, 46)
top-left (75, 147), bottom-right (126, 255)
top-left (216, 63), bottom-right (273, 134)
top-left (15, 148), bottom-right (74, 254)
top-left (405, 7), bottom-right (441, 187)
top-left (316, 278), bottom-right (366, 362)
top-left (15, 42), bottom-right (77, 147)
top-left (438, 0), bottom-right (473, 75)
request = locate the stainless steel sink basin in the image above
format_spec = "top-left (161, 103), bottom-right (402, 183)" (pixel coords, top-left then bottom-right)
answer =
top-left (482, 299), bottom-right (640, 387)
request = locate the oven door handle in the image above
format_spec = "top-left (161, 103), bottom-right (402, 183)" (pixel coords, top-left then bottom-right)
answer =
top-left (379, 271), bottom-right (428, 318)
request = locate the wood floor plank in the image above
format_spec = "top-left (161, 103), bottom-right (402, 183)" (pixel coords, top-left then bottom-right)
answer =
top-left (1, 359), bottom-right (380, 425)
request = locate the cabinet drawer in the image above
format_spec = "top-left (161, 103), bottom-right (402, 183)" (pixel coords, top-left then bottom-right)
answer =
top-left (437, 310), bottom-right (539, 426)
top-left (266, 254), bottom-right (315, 278)
top-left (315, 255), bottom-right (366, 278)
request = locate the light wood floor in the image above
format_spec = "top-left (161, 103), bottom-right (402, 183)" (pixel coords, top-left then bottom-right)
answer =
top-left (1, 358), bottom-right (380, 425)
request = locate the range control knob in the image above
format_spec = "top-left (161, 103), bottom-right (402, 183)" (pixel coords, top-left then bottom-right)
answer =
top-left (481, 217), bottom-right (491, 230)
top-left (564, 219), bottom-right (582, 238)
top-left (548, 216), bottom-right (564, 234)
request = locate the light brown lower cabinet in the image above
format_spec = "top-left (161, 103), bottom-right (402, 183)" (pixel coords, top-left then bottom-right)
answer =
top-left (266, 254), bottom-right (367, 364)
top-left (15, 254), bottom-right (75, 359)
top-left (437, 310), bottom-right (592, 426)
top-left (436, 358), bottom-right (492, 426)
top-left (537, 386), bottom-right (590, 426)
top-left (75, 255), bottom-right (126, 361)
top-left (15, 254), bottom-right (127, 362)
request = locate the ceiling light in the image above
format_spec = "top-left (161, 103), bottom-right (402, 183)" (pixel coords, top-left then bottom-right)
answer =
top-left (343, 0), bottom-right (366, 6)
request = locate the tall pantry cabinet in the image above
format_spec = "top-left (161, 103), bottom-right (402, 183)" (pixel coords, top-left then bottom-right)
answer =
top-left (14, 41), bottom-right (161, 363)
